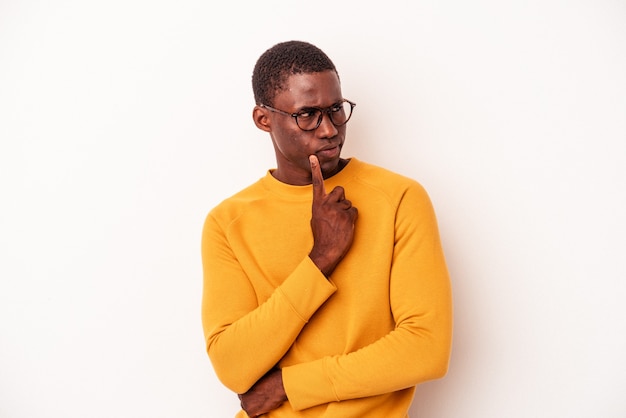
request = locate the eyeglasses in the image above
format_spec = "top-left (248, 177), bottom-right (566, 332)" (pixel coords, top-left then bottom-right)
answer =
top-left (260, 99), bottom-right (356, 132)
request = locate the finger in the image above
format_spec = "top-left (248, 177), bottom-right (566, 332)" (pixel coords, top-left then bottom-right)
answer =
top-left (327, 185), bottom-right (346, 202)
top-left (339, 198), bottom-right (352, 209)
top-left (309, 155), bottom-right (326, 199)
top-left (349, 206), bottom-right (358, 222)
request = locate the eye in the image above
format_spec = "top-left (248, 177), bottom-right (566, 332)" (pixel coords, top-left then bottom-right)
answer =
top-left (330, 102), bottom-right (344, 113)
top-left (297, 109), bottom-right (318, 120)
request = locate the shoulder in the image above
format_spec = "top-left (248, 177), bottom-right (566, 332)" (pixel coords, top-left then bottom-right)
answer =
top-left (205, 177), bottom-right (268, 226)
top-left (349, 161), bottom-right (439, 231)
top-left (349, 159), bottom-right (429, 202)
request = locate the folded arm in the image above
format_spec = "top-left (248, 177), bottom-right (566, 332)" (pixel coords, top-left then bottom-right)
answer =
top-left (283, 183), bottom-right (453, 410)
top-left (201, 214), bottom-right (336, 394)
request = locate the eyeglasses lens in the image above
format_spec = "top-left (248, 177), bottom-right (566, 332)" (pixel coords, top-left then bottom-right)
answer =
top-left (296, 101), bottom-right (353, 131)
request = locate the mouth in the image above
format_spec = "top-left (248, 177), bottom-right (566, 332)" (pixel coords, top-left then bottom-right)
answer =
top-left (316, 144), bottom-right (341, 160)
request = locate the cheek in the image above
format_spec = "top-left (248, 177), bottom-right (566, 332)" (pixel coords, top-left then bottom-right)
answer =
top-left (277, 131), bottom-right (314, 155)
top-left (272, 134), bottom-right (310, 164)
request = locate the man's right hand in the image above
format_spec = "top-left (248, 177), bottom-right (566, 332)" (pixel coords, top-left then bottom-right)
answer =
top-left (238, 369), bottom-right (286, 417)
top-left (308, 155), bottom-right (358, 277)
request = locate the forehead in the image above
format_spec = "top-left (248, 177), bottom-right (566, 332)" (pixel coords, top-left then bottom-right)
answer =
top-left (274, 71), bottom-right (342, 109)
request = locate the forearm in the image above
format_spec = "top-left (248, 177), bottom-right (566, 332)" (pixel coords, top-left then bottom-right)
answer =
top-left (283, 306), bottom-right (452, 410)
top-left (284, 182), bottom-right (453, 411)
top-left (204, 257), bottom-right (336, 393)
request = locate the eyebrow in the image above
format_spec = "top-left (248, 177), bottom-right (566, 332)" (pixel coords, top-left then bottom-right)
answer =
top-left (295, 100), bottom-right (344, 112)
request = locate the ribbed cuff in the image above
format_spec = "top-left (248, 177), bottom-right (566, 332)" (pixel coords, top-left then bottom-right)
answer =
top-left (278, 257), bottom-right (336, 322)
top-left (282, 357), bottom-right (338, 411)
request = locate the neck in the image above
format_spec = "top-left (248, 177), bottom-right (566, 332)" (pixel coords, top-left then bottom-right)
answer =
top-left (272, 158), bottom-right (349, 186)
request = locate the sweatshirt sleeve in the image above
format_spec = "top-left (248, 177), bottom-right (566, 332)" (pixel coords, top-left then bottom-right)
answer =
top-left (201, 213), bottom-right (336, 394)
top-left (282, 182), bottom-right (453, 410)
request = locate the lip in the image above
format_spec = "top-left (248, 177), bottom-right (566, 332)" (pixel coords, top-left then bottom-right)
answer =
top-left (316, 145), bottom-right (341, 159)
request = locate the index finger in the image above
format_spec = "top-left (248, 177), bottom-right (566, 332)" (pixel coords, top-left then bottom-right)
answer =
top-left (309, 155), bottom-right (326, 199)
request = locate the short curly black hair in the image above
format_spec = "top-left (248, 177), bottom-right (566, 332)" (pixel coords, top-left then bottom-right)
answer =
top-left (252, 40), bottom-right (338, 106)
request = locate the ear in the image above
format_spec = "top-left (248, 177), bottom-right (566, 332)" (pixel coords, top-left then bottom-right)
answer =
top-left (252, 105), bottom-right (272, 132)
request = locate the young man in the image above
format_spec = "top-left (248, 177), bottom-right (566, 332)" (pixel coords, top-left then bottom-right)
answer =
top-left (201, 40), bottom-right (452, 417)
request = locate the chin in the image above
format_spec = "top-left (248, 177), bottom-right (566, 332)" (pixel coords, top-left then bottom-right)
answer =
top-left (320, 157), bottom-right (342, 176)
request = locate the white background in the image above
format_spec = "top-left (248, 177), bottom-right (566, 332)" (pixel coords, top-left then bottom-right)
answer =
top-left (1, 1), bottom-right (625, 417)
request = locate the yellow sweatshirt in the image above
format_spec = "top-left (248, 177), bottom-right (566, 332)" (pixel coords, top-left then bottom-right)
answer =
top-left (201, 158), bottom-right (452, 417)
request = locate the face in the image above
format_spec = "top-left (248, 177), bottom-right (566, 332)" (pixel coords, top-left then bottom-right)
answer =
top-left (253, 70), bottom-right (348, 186)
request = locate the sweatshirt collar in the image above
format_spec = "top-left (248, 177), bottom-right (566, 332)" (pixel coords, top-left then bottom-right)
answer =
top-left (261, 158), bottom-right (360, 201)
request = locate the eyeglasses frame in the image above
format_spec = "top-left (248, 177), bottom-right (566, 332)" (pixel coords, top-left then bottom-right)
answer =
top-left (259, 99), bottom-right (356, 132)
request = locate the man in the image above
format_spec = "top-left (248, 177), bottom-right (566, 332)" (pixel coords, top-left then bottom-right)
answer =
top-left (201, 40), bottom-right (452, 417)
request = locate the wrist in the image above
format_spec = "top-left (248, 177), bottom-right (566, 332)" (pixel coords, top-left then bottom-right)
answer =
top-left (308, 251), bottom-right (336, 277)
top-left (274, 369), bottom-right (288, 403)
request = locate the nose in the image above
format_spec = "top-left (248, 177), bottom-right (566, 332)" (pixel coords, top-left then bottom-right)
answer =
top-left (316, 111), bottom-right (338, 138)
